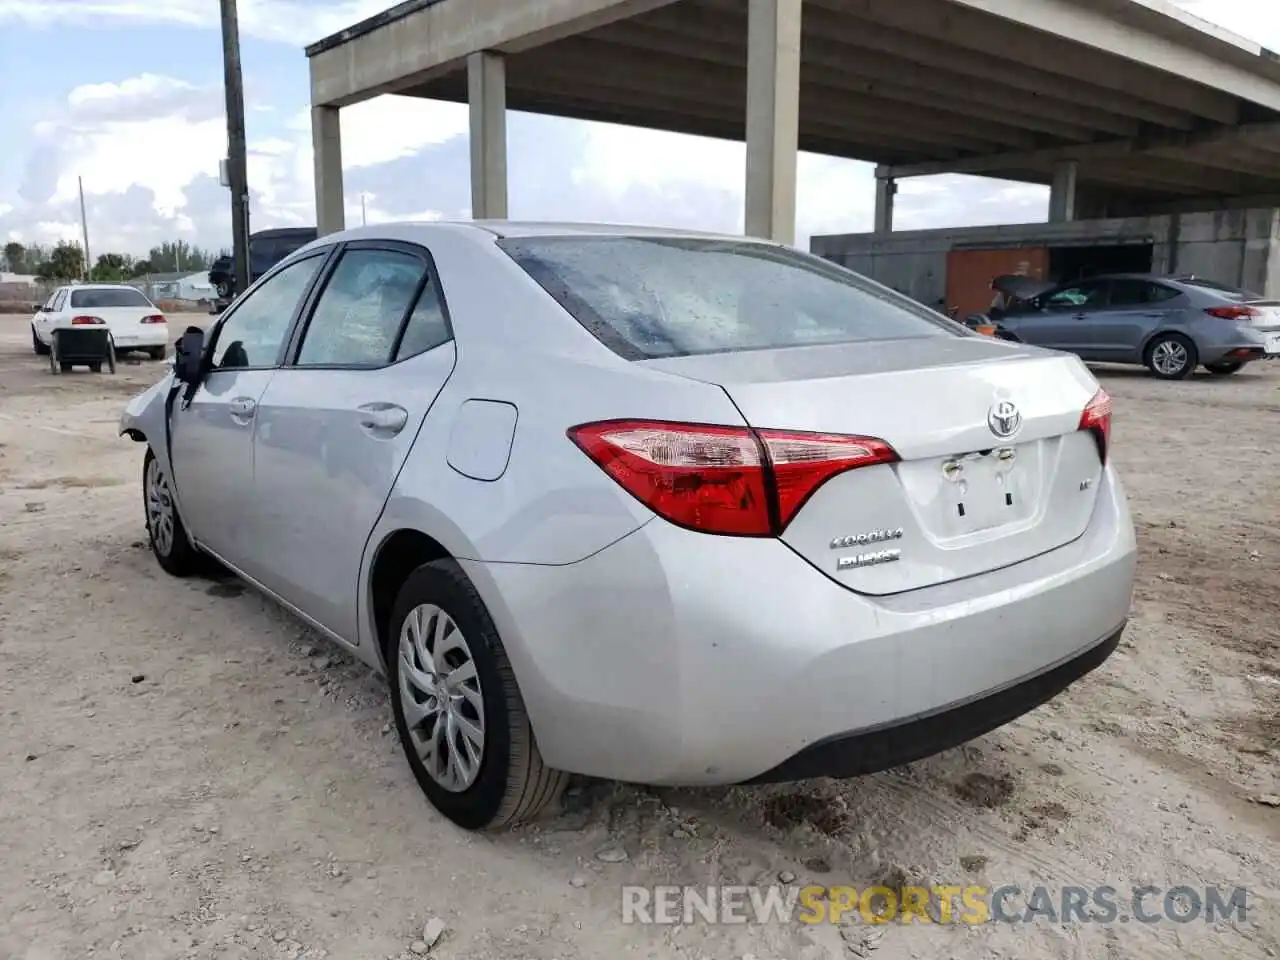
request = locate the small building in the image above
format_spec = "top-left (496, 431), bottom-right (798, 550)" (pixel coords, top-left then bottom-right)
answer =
top-left (812, 208), bottom-right (1280, 318)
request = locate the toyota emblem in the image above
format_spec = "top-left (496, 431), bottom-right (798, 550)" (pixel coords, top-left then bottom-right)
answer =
top-left (987, 400), bottom-right (1022, 439)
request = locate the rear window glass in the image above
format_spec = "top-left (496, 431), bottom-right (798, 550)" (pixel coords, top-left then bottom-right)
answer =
top-left (498, 237), bottom-right (955, 359)
top-left (1180, 277), bottom-right (1260, 300)
top-left (69, 288), bottom-right (152, 308)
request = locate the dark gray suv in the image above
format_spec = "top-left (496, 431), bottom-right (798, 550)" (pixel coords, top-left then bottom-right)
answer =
top-left (986, 274), bottom-right (1280, 379)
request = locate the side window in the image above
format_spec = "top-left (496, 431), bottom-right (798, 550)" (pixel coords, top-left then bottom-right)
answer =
top-left (296, 249), bottom-right (426, 367)
top-left (50, 289), bottom-right (67, 311)
top-left (394, 279), bottom-right (451, 361)
top-left (212, 254), bottom-right (325, 369)
top-left (1046, 283), bottom-right (1104, 309)
top-left (1147, 283), bottom-right (1180, 303)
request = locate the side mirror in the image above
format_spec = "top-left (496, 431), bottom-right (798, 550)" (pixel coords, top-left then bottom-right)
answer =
top-left (173, 327), bottom-right (205, 384)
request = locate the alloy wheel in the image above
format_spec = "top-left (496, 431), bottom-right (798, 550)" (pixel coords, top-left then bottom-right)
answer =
top-left (1150, 340), bottom-right (1189, 376)
top-left (398, 603), bottom-right (486, 792)
top-left (145, 457), bottom-right (176, 556)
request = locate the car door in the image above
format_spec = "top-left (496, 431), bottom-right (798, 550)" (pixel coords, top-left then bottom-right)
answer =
top-left (1008, 280), bottom-right (1108, 353)
top-left (169, 251), bottom-right (331, 564)
top-left (249, 241), bottom-right (456, 643)
top-left (1079, 278), bottom-right (1180, 362)
top-left (39, 288), bottom-right (67, 339)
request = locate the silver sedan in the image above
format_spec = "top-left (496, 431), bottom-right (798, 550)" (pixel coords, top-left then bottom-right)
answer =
top-left (988, 273), bottom-right (1280, 379)
top-left (121, 222), bottom-right (1137, 830)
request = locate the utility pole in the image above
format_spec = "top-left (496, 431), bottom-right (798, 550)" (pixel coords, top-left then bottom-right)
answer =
top-left (361, 193), bottom-right (368, 226)
top-left (220, 0), bottom-right (250, 296)
top-left (78, 176), bottom-right (92, 280)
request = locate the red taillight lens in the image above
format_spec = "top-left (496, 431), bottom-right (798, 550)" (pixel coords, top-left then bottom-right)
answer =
top-left (71, 315), bottom-right (105, 325)
top-left (568, 419), bottom-right (897, 536)
top-left (1205, 305), bottom-right (1259, 320)
top-left (1078, 388), bottom-right (1112, 464)
top-left (757, 429), bottom-right (898, 529)
top-left (141, 314), bottom-right (166, 324)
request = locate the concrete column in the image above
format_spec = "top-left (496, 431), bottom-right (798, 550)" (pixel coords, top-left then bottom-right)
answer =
top-left (744, 0), bottom-right (801, 244)
top-left (1049, 160), bottom-right (1078, 223)
top-left (312, 105), bottom-right (345, 236)
top-left (874, 175), bottom-right (897, 234)
top-left (468, 51), bottom-right (509, 220)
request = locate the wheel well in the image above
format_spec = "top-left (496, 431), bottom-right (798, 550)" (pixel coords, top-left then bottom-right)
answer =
top-left (122, 428), bottom-right (146, 443)
top-left (369, 529), bottom-right (452, 657)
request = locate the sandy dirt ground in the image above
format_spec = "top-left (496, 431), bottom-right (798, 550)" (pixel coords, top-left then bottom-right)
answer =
top-left (0, 312), bottom-right (1277, 960)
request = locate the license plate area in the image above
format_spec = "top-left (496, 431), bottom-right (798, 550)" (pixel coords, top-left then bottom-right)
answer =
top-left (897, 441), bottom-right (1045, 543)
top-left (1265, 332), bottom-right (1280, 355)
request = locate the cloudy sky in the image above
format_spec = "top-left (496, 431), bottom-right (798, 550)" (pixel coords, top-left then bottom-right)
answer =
top-left (0, 0), bottom-right (1276, 259)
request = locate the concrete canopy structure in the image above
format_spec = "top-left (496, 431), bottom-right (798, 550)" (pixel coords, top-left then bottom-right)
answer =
top-left (306, 0), bottom-right (1280, 243)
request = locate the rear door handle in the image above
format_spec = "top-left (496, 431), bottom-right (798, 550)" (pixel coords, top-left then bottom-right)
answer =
top-left (229, 397), bottom-right (256, 422)
top-left (358, 403), bottom-right (408, 435)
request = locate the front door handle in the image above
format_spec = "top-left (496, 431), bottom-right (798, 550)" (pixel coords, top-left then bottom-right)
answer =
top-left (229, 397), bottom-right (256, 422)
top-left (358, 403), bottom-right (408, 435)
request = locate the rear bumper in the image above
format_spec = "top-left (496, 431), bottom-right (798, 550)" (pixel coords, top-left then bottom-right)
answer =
top-left (464, 466), bottom-right (1137, 786)
top-left (108, 325), bottom-right (169, 349)
top-left (748, 624), bottom-right (1122, 783)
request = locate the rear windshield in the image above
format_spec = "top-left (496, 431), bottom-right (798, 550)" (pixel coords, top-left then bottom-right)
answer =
top-left (498, 236), bottom-right (955, 359)
top-left (69, 288), bottom-right (152, 308)
top-left (1180, 277), bottom-right (1260, 300)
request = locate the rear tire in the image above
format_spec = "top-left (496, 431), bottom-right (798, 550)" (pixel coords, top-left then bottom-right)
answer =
top-left (215, 280), bottom-right (232, 299)
top-left (148, 346), bottom-right (166, 361)
top-left (32, 326), bottom-right (49, 355)
top-left (1204, 361), bottom-right (1244, 375)
top-left (1144, 333), bottom-right (1197, 380)
top-left (143, 447), bottom-right (203, 577)
top-left (387, 559), bottom-right (567, 831)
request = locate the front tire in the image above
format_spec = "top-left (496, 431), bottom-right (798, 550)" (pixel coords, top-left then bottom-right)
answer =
top-left (1204, 360), bottom-right (1244, 375)
top-left (143, 448), bottom-right (202, 577)
top-left (215, 280), bottom-right (232, 299)
top-left (1145, 333), bottom-right (1198, 380)
top-left (388, 560), bottom-right (567, 830)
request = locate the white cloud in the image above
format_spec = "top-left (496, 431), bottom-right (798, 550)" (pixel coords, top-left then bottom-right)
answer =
top-left (0, 0), bottom-right (394, 45)
top-left (285, 97), bottom-right (471, 170)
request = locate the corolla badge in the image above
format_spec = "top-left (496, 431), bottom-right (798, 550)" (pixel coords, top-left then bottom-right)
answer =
top-left (987, 399), bottom-right (1022, 440)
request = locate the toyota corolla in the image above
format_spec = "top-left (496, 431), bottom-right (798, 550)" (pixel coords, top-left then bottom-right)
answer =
top-left (120, 222), bottom-right (1137, 830)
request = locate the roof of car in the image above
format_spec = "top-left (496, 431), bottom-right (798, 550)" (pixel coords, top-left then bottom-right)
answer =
top-left (466, 220), bottom-right (751, 241)
top-left (63, 283), bottom-right (149, 290)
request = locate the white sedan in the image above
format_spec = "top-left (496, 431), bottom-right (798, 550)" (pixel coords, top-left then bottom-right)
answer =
top-left (32, 284), bottom-right (169, 360)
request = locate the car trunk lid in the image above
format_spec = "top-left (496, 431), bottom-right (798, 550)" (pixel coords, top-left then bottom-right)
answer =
top-left (642, 337), bottom-right (1105, 594)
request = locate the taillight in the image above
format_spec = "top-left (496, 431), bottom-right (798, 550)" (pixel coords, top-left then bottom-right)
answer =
top-left (1078, 388), bottom-right (1112, 464)
top-left (71, 315), bottom-right (105, 325)
top-left (141, 314), bottom-right (166, 324)
top-left (568, 419), bottom-right (897, 536)
top-left (1205, 305), bottom-right (1259, 320)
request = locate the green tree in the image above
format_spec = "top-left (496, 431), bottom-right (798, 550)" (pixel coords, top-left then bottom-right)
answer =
top-left (3, 241), bottom-right (25, 273)
top-left (91, 252), bottom-right (135, 282)
top-left (130, 259), bottom-right (154, 278)
top-left (35, 241), bottom-right (86, 281)
top-left (146, 240), bottom-right (214, 274)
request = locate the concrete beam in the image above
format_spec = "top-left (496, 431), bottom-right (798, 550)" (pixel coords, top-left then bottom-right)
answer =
top-left (311, 105), bottom-right (345, 236)
top-left (879, 120), bottom-right (1280, 180)
top-left (874, 176), bottom-right (896, 234)
top-left (309, 0), bottom-right (679, 106)
top-left (1048, 161), bottom-right (1077, 222)
top-left (941, 0), bottom-right (1280, 112)
top-left (744, 0), bottom-right (801, 244)
top-left (592, 21), bottom-right (1126, 142)
top-left (526, 39), bottom-right (1041, 150)
top-left (809, 0), bottom-right (1241, 122)
top-left (642, 0), bottom-right (1192, 131)
top-left (467, 51), bottom-right (508, 219)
